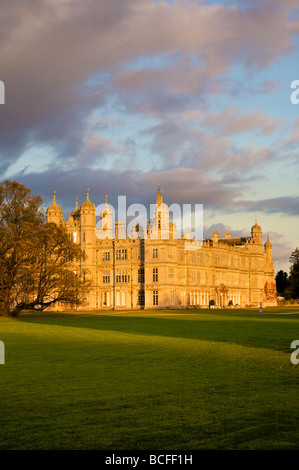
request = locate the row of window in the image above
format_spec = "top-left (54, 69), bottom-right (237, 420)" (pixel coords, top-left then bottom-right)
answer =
top-left (101, 290), bottom-right (241, 308)
top-left (102, 249), bottom-right (128, 261)
top-left (76, 243), bottom-right (247, 269)
top-left (101, 290), bottom-right (157, 307)
top-left (103, 269), bottom-right (131, 283)
top-left (100, 289), bottom-right (242, 308)
top-left (138, 290), bottom-right (158, 306)
top-left (102, 247), bottom-right (183, 261)
top-left (102, 268), bottom-right (210, 284)
top-left (102, 268), bottom-right (158, 284)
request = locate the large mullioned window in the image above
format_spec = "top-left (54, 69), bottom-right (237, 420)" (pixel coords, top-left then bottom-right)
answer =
top-left (116, 248), bottom-right (127, 260)
top-left (138, 290), bottom-right (145, 306)
top-left (116, 269), bottom-right (130, 283)
top-left (102, 270), bottom-right (110, 284)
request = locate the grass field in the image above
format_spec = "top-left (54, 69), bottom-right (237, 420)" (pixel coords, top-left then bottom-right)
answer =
top-left (1, 307), bottom-right (299, 450)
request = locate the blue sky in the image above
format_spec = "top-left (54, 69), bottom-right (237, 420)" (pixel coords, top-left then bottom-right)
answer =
top-left (0, 0), bottom-right (298, 273)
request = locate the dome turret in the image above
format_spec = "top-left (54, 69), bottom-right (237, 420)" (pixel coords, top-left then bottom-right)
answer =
top-left (71, 197), bottom-right (80, 218)
top-left (46, 191), bottom-right (63, 225)
top-left (251, 218), bottom-right (262, 233)
top-left (251, 218), bottom-right (262, 244)
top-left (80, 187), bottom-right (96, 212)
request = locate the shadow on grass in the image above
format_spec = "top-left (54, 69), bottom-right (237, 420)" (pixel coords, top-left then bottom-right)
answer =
top-left (17, 310), bottom-right (299, 353)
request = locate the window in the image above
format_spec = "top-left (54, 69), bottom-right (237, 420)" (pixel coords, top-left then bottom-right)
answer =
top-left (158, 214), bottom-right (161, 229)
top-left (180, 251), bottom-right (185, 261)
top-left (138, 246), bottom-right (144, 260)
top-left (138, 268), bottom-right (145, 283)
top-left (102, 270), bottom-right (110, 284)
top-left (122, 269), bottom-right (128, 283)
top-left (168, 268), bottom-right (174, 282)
top-left (102, 250), bottom-right (110, 261)
top-left (192, 270), bottom-right (196, 283)
top-left (138, 290), bottom-right (145, 306)
top-left (168, 247), bottom-right (174, 259)
top-left (153, 290), bottom-right (158, 306)
top-left (153, 247), bottom-right (158, 259)
top-left (102, 291), bottom-right (111, 307)
top-left (73, 232), bottom-right (77, 243)
top-left (116, 269), bottom-right (130, 283)
top-left (116, 248), bottom-right (127, 260)
top-left (116, 291), bottom-right (126, 306)
top-left (153, 268), bottom-right (158, 282)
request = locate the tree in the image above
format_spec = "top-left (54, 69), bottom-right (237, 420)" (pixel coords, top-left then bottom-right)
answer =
top-left (0, 180), bottom-right (89, 316)
top-left (275, 270), bottom-right (290, 296)
top-left (289, 248), bottom-right (299, 299)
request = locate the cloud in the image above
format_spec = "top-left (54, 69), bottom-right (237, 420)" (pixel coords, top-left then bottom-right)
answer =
top-left (9, 165), bottom-right (242, 217)
top-left (14, 165), bottom-right (298, 220)
top-left (0, 0), bottom-right (294, 172)
top-left (201, 107), bottom-right (280, 136)
top-left (282, 117), bottom-right (299, 151)
top-left (233, 196), bottom-right (299, 216)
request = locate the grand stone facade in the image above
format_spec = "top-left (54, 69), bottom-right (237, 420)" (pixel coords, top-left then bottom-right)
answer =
top-left (46, 187), bottom-right (277, 310)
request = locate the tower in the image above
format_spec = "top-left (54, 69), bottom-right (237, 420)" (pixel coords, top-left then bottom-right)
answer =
top-left (46, 191), bottom-right (64, 225)
top-left (263, 234), bottom-right (277, 304)
top-left (97, 195), bottom-right (113, 239)
top-left (151, 185), bottom-right (169, 239)
top-left (80, 188), bottom-right (96, 246)
top-left (251, 218), bottom-right (263, 245)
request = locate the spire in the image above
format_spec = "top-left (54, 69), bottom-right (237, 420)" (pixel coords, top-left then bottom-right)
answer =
top-left (75, 196), bottom-right (78, 210)
top-left (156, 184), bottom-right (163, 205)
top-left (53, 190), bottom-right (56, 203)
top-left (80, 186), bottom-right (95, 211)
top-left (265, 232), bottom-right (272, 250)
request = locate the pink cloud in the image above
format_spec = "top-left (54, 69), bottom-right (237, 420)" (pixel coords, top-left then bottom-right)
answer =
top-left (201, 107), bottom-right (280, 136)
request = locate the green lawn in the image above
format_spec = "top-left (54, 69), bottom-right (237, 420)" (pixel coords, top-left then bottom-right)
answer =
top-left (1, 307), bottom-right (299, 450)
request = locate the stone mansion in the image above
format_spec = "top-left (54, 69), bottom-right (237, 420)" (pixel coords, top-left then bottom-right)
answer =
top-left (46, 186), bottom-right (277, 310)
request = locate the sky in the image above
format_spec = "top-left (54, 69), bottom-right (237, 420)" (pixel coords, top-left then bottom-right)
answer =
top-left (0, 0), bottom-right (298, 274)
